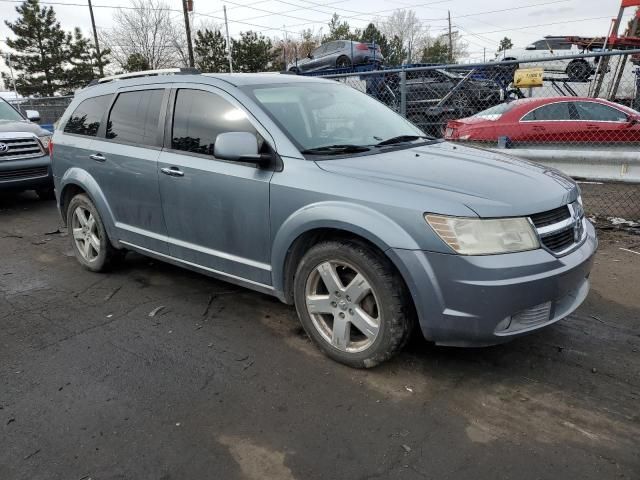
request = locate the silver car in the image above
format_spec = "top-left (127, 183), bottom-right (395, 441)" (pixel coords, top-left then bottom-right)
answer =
top-left (288, 40), bottom-right (384, 73)
top-left (51, 70), bottom-right (597, 368)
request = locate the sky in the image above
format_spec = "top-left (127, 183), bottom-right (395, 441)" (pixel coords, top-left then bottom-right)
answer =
top-left (0, 0), bottom-right (635, 82)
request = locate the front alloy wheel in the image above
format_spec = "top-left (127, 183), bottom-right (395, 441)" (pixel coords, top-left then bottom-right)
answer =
top-left (305, 260), bottom-right (381, 353)
top-left (294, 240), bottom-right (414, 368)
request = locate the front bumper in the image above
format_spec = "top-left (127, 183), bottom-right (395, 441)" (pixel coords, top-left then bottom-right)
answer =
top-left (0, 154), bottom-right (53, 191)
top-left (391, 221), bottom-right (598, 346)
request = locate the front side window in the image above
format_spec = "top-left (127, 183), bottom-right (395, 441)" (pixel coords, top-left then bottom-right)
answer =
top-left (0, 99), bottom-right (24, 122)
top-left (247, 82), bottom-right (424, 151)
top-left (522, 102), bottom-right (573, 121)
top-left (63, 94), bottom-right (111, 137)
top-left (106, 89), bottom-right (164, 146)
top-left (171, 89), bottom-right (256, 156)
top-left (574, 101), bottom-right (628, 122)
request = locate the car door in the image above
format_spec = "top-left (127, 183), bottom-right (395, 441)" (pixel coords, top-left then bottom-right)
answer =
top-left (573, 101), bottom-right (634, 142)
top-left (157, 85), bottom-right (274, 286)
top-left (307, 45), bottom-right (327, 71)
top-left (87, 86), bottom-right (170, 253)
top-left (519, 101), bottom-right (576, 142)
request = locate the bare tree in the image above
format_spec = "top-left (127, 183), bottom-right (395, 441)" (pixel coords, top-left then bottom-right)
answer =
top-left (377, 9), bottom-right (427, 63)
top-left (100, 0), bottom-right (186, 71)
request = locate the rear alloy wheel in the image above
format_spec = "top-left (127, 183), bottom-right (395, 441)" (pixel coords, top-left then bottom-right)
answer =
top-left (566, 60), bottom-right (590, 82)
top-left (294, 240), bottom-right (414, 368)
top-left (336, 56), bottom-right (352, 69)
top-left (67, 193), bottom-right (123, 272)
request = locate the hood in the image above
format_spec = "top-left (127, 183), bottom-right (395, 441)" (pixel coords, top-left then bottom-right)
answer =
top-left (0, 119), bottom-right (50, 137)
top-left (315, 142), bottom-right (579, 218)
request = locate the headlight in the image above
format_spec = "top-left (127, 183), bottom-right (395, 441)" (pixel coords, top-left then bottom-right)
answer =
top-left (425, 214), bottom-right (540, 255)
top-left (39, 135), bottom-right (52, 149)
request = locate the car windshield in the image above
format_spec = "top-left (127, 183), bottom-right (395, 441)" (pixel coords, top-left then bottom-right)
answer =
top-left (472, 102), bottom-right (516, 120)
top-left (0, 99), bottom-right (24, 121)
top-left (245, 82), bottom-right (426, 152)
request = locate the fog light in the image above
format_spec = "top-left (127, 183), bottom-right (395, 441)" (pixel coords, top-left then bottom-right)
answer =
top-left (495, 316), bottom-right (512, 332)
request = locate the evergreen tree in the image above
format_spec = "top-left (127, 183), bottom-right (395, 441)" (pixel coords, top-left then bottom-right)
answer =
top-left (324, 14), bottom-right (359, 42)
top-left (124, 53), bottom-right (150, 72)
top-left (3, 0), bottom-right (70, 96)
top-left (420, 39), bottom-right (449, 64)
top-left (386, 35), bottom-right (407, 66)
top-left (65, 28), bottom-right (103, 93)
top-left (232, 31), bottom-right (276, 72)
top-left (360, 23), bottom-right (388, 61)
top-left (194, 28), bottom-right (229, 73)
top-left (497, 37), bottom-right (513, 53)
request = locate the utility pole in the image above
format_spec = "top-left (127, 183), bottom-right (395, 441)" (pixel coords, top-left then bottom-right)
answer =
top-left (87, 0), bottom-right (104, 76)
top-left (223, 5), bottom-right (233, 73)
top-left (181, 0), bottom-right (195, 68)
top-left (447, 10), bottom-right (453, 63)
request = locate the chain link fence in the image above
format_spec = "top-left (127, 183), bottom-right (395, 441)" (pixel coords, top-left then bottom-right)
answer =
top-left (8, 96), bottom-right (73, 131)
top-left (310, 49), bottom-right (640, 227)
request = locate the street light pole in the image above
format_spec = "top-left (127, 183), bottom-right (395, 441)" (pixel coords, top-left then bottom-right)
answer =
top-left (182, 0), bottom-right (195, 68)
top-left (87, 0), bottom-right (104, 76)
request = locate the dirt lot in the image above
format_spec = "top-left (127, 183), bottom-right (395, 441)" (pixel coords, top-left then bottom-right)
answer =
top-left (1, 192), bottom-right (639, 480)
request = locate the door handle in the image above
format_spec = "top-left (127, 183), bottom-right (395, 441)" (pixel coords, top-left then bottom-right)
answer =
top-left (89, 153), bottom-right (106, 162)
top-left (161, 166), bottom-right (185, 177)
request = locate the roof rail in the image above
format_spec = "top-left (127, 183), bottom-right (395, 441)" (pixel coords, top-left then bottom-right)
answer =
top-left (89, 67), bottom-right (200, 86)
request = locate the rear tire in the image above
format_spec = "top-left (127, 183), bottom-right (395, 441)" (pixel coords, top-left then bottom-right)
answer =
top-left (66, 193), bottom-right (122, 272)
top-left (293, 239), bottom-right (414, 368)
top-left (566, 60), bottom-right (590, 82)
top-left (336, 56), bottom-right (352, 69)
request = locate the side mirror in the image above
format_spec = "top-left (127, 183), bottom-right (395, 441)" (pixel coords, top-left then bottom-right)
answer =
top-left (627, 116), bottom-right (638, 126)
top-left (214, 132), bottom-right (271, 166)
top-left (26, 110), bottom-right (40, 122)
top-left (525, 44), bottom-right (536, 51)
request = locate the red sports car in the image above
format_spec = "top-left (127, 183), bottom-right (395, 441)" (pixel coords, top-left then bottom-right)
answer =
top-left (444, 97), bottom-right (640, 143)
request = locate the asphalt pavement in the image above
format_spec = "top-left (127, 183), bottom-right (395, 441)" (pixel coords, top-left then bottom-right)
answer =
top-left (1, 191), bottom-right (639, 480)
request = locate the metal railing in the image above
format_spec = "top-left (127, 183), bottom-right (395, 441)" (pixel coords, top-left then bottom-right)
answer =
top-left (310, 49), bottom-right (640, 224)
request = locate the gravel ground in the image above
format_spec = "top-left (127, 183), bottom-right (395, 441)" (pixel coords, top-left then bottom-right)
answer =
top-left (1, 192), bottom-right (639, 480)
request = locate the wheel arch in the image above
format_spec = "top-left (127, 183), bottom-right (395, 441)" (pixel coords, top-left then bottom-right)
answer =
top-left (271, 202), bottom-right (421, 304)
top-left (59, 168), bottom-right (118, 242)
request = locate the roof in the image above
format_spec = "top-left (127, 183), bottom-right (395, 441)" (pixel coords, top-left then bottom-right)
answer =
top-left (200, 72), bottom-right (331, 86)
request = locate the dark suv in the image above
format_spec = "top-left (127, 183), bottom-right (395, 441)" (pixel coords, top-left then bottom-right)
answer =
top-left (0, 97), bottom-right (54, 199)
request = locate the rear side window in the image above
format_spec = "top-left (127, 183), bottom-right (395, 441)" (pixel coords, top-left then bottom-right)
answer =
top-left (63, 94), bottom-right (111, 137)
top-left (574, 101), bottom-right (627, 122)
top-left (522, 102), bottom-right (574, 121)
top-left (171, 89), bottom-right (256, 157)
top-left (106, 89), bottom-right (164, 146)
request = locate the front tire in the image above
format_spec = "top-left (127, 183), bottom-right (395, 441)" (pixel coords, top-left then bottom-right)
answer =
top-left (336, 56), bottom-right (352, 69)
top-left (293, 240), bottom-right (414, 368)
top-left (66, 193), bottom-right (121, 272)
top-left (566, 60), bottom-right (590, 82)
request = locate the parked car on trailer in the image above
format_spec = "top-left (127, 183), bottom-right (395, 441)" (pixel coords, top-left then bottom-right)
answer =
top-left (52, 69), bottom-right (596, 368)
top-left (498, 36), bottom-right (599, 82)
top-left (288, 40), bottom-right (383, 73)
top-left (444, 97), bottom-right (640, 143)
top-left (0, 96), bottom-right (55, 199)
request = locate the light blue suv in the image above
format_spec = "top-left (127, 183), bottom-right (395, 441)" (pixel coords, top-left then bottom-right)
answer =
top-left (51, 70), bottom-right (597, 368)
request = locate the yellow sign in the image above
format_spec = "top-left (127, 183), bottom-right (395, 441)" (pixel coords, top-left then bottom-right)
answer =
top-left (513, 68), bottom-right (544, 88)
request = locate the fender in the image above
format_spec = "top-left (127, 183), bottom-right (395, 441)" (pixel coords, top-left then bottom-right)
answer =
top-left (270, 201), bottom-right (422, 293)
top-left (59, 168), bottom-right (119, 245)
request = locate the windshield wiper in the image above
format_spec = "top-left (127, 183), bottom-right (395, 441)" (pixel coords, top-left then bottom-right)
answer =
top-left (300, 144), bottom-right (371, 155)
top-left (374, 135), bottom-right (432, 146)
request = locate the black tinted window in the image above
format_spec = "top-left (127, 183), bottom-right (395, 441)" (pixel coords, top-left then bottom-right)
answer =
top-left (171, 89), bottom-right (256, 156)
top-left (64, 95), bottom-right (111, 136)
top-left (106, 90), bottom-right (164, 145)
top-left (523, 102), bottom-right (572, 121)
top-left (574, 101), bottom-right (627, 121)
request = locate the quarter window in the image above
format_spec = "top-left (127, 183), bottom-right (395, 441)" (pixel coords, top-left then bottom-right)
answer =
top-left (171, 89), bottom-right (256, 157)
top-left (63, 95), bottom-right (111, 137)
top-left (522, 102), bottom-right (573, 121)
top-left (106, 89), bottom-right (164, 146)
top-left (573, 101), bottom-right (627, 122)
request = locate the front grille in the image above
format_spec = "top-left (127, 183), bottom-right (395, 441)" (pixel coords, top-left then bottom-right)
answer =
top-left (0, 137), bottom-right (44, 161)
top-left (530, 205), bottom-right (571, 228)
top-left (541, 228), bottom-right (575, 253)
top-left (0, 166), bottom-right (49, 181)
top-left (529, 202), bottom-right (584, 256)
